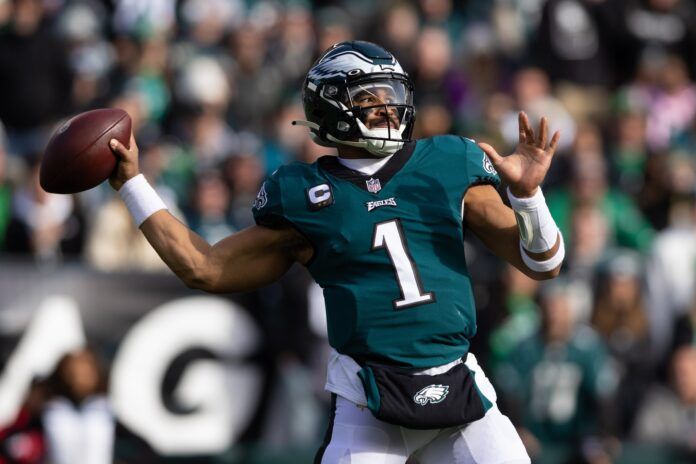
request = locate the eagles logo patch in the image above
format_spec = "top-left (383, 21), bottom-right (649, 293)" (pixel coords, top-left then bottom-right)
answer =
top-left (253, 182), bottom-right (268, 210)
top-left (413, 384), bottom-right (450, 405)
top-left (483, 154), bottom-right (497, 175)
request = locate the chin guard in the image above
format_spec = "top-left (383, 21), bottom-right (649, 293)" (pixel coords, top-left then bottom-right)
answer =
top-left (292, 118), bottom-right (406, 157)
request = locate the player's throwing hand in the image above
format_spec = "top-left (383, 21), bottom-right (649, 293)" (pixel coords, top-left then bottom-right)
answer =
top-left (108, 132), bottom-right (140, 191)
top-left (478, 111), bottom-right (560, 198)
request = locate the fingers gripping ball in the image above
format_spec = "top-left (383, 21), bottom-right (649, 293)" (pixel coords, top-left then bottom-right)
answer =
top-left (40, 108), bottom-right (132, 193)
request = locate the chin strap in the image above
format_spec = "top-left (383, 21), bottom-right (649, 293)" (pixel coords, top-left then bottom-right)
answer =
top-left (291, 119), bottom-right (405, 157)
top-left (326, 133), bottom-right (403, 158)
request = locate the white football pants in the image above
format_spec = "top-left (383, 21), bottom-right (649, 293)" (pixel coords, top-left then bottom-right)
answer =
top-left (316, 355), bottom-right (530, 464)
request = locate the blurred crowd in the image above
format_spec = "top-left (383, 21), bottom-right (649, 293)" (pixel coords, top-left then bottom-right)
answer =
top-left (1, 0), bottom-right (696, 462)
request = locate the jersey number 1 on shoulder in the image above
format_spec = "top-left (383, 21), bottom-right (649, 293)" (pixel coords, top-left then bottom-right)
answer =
top-left (372, 219), bottom-right (435, 310)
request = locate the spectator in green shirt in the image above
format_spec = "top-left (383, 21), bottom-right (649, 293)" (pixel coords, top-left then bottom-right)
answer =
top-left (546, 154), bottom-right (655, 255)
top-left (495, 279), bottom-right (618, 463)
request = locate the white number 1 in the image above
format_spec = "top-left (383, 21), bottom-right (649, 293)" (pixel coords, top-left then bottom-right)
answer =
top-left (372, 219), bottom-right (435, 309)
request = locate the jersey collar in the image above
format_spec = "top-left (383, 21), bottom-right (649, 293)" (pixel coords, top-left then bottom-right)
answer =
top-left (318, 141), bottom-right (416, 192)
top-left (337, 154), bottom-right (393, 176)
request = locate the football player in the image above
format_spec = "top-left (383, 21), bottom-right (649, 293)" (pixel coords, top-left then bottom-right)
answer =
top-left (108, 41), bottom-right (564, 464)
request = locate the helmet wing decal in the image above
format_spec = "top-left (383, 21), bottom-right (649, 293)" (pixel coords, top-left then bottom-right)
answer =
top-left (308, 51), bottom-right (403, 81)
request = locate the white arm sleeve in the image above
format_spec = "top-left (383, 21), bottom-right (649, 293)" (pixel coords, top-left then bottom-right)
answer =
top-left (507, 187), bottom-right (564, 271)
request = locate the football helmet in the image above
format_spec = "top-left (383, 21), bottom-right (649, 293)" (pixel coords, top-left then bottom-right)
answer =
top-left (294, 41), bottom-right (415, 157)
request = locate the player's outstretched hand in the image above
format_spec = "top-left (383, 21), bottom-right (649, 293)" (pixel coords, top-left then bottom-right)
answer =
top-left (108, 131), bottom-right (140, 191)
top-left (478, 112), bottom-right (560, 198)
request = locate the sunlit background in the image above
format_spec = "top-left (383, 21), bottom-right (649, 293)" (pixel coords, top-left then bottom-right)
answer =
top-left (1, 0), bottom-right (696, 463)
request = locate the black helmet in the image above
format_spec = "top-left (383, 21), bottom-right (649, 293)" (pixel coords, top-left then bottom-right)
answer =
top-left (294, 41), bottom-right (415, 157)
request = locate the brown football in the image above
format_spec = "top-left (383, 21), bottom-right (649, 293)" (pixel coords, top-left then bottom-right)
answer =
top-left (40, 108), bottom-right (131, 194)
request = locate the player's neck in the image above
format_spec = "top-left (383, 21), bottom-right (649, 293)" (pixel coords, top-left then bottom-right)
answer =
top-left (336, 145), bottom-right (376, 160)
top-left (336, 145), bottom-right (392, 175)
top-left (338, 155), bottom-right (393, 176)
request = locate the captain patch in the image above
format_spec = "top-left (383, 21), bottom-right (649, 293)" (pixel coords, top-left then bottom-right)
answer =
top-left (306, 183), bottom-right (334, 211)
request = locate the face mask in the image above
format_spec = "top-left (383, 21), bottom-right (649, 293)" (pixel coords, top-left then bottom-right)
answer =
top-left (355, 120), bottom-right (405, 157)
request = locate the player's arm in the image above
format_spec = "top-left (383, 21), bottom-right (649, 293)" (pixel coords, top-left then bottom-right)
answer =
top-left (464, 184), bottom-right (561, 280)
top-left (470, 112), bottom-right (564, 280)
top-left (108, 134), bottom-right (311, 293)
top-left (140, 213), bottom-right (309, 292)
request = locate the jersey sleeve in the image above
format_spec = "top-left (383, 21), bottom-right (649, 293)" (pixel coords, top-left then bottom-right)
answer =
top-left (462, 137), bottom-right (501, 189)
top-left (252, 169), bottom-right (289, 229)
top-left (430, 135), bottom-right (501, 190)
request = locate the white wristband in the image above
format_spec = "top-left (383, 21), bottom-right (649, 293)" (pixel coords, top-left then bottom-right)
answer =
top-left (507, 187), bottom-right (559, 253)
top-left (520, 233), bottom-right (565, 272)
top-left (118, 174), bottom-right (167, 227)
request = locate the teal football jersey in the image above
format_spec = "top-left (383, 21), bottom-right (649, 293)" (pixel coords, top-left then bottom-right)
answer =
top-left (253, 136), bottom-right (500, 368)
top-left (494, 327), bottom-right (618, 444)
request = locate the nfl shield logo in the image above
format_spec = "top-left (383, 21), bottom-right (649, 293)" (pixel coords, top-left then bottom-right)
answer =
top-left (366, 177), bottom-right (382, 193)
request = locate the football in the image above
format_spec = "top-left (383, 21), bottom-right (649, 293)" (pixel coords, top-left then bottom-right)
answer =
top-left (40, 108), bottom-right (131, 194)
